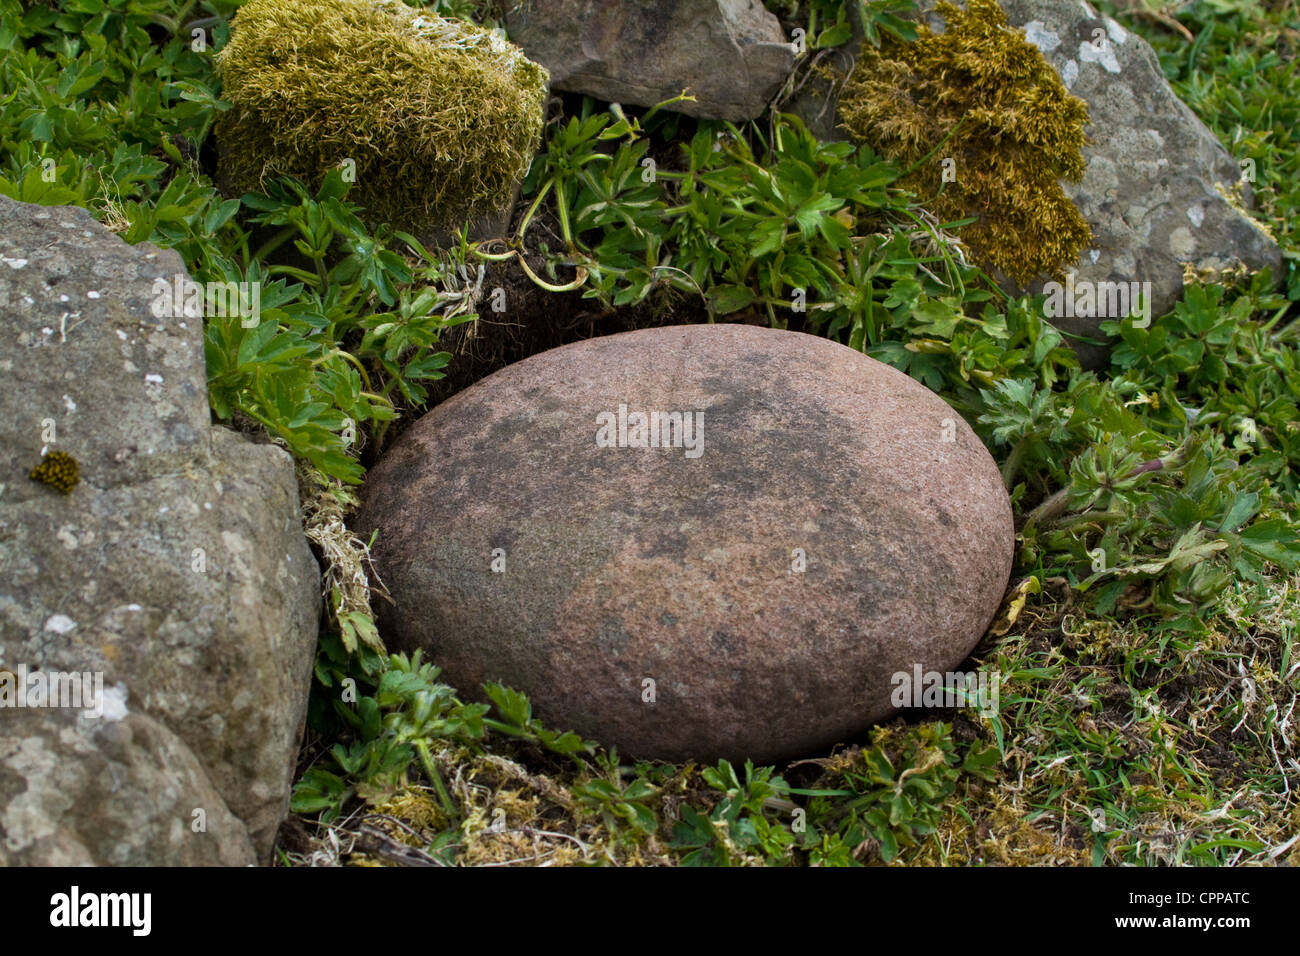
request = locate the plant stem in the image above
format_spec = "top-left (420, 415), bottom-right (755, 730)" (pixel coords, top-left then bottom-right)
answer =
top-left (515, 178), bottom-right (553, 243)
top-left (267, 265), bottom-right (321, 286)
top-left (517, 254), bottom-right (588, 292)
top-left (1025, 450), bottom-right (1186, 528)
top-left (413, 739), bottom-right (459, 822)
top-left (481, 718), bottom-right (533, 740)
top-left (901, 117), bottom-right (967, 178)
top-left (254, 224), bottom-right (298, 261)
top-left (1001, 436), bottom-right (1028, 488)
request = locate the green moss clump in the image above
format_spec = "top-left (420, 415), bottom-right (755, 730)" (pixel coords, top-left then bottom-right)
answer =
top-left (837, 0), bottom-right (1092, 285)
top-left (215, 0), bottom-right (548, 234)
top-left (30, 450), bottom-right (79, 494)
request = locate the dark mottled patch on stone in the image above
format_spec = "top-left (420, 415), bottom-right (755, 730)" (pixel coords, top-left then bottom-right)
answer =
top-left (930, 497), bottom-right (958, 528)
top-left (594, 618), bottom-right (633, 657)
top-left (639, 527), bottom-right (688, 560)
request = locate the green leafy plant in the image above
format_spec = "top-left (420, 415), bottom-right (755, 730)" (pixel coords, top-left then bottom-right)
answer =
top-left (806, 725), bottom-right (999, 863)
top-left (572, 754), bottom-right (661, 836)
top-left (670, 760), bottom-right (797, 866)
top-left (482, 683), bottom-right (596, 760)
top-left (204, 171), bottom-right (477, 482)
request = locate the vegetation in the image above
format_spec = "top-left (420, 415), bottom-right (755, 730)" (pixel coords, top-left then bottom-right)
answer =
top-left (216, 0), bottom-right (547, 235)
top-left (838, 0), bottom-right (1093, 285)
top-left (1, 0), bottom-right (1296, 865)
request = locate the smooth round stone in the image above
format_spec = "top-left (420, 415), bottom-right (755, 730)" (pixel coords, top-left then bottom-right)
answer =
top-left (356, 324), bottom-right (1014, 762)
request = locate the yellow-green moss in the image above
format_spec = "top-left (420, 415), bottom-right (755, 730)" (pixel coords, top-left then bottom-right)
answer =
top-left (837, 0), bottom-right (1092, 285)
top-left (215, 0), bottom-right (548, 233)
top-left (30, 450), bottom-right (79, 494)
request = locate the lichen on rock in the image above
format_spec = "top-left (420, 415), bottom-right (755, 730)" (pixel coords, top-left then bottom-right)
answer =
top-left (837, 0), bottom-right (1092, 285)
top-left (29, 449), bottom-right (79, 494)
top-left (215, 0), bottom-right (548, 236)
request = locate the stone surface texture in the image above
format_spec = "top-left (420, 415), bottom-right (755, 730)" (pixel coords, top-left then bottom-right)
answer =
top-left (503, 0), bottom-right (795, 121)
top-left (357, 324), bottom-right (1014, 763)
top-left (0, 196), bottom-right (320, 865)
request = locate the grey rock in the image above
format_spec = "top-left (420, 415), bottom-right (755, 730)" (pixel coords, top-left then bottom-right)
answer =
top-left (503, 0), bottom-right (795, 121)
top-left (356, 324), bottom-right (1013, 764)
top-left (806, 0), bottom-right (1282, 367)
top-left (996, 0), bottom-right (1281, 365)
top-left (0, 708), bottom-right (256, 866)
top-left (0, 196), bottom-right (320, 864)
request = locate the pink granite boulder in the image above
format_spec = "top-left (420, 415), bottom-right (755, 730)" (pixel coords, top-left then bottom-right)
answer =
top-left (356, 324), bottom-right (1013, 762)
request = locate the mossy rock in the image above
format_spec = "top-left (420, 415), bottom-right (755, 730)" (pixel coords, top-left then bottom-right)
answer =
top-left (215, 0), bottom-right (548, 240)
top-left (837, 0), bottom-right (1092, 286)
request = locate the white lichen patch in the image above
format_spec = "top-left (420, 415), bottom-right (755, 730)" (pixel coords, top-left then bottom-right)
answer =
top-left (396, 3), bottom-right (529, 72)
top-left (1078, 39), bottom-right (1121, 74)
top-left (1023, 20), bottom-right (1060, 53)
top-left (0, 736), bottom-right (66, 854)
top-left (1188, 205), bottom-right (1205, 228)
top-left (1169, 226), bottom-right (1197, 258)
top-left (62, 394), bottom-right (76, 413)
top-left (98, 682), bottom-right (130, 722)
top-left (43, 614), bottom-right (78, 634)
top-left (1106, 17), bottom-right (1129, 45)
top-left (86, 290), bottom-right (100, 299)
top-left (1, 255), bottom-right (28, 269)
